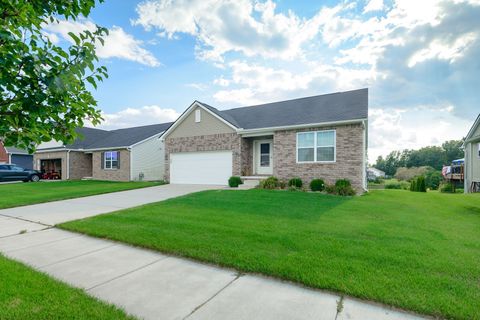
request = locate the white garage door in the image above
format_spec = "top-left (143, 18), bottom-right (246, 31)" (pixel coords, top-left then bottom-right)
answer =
top-left (170, 151), bottom-right (232, 185)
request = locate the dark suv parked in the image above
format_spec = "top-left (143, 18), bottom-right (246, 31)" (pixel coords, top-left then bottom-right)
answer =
top-left (0, 164), bottom-right (41, 182)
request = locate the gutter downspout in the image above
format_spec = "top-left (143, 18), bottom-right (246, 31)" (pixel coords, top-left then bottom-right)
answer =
top-left (128, 147), bottom-right (132, 181)
top-left (8, 153), bottom-right (12, 164)
top-left (362, 120), bottom-right (368, 192)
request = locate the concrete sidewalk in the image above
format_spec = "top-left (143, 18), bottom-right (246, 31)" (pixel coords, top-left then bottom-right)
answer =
top-left (0, 184), bottom-right (218, 231)
top-left (0, 228), bottom-right (426, 320)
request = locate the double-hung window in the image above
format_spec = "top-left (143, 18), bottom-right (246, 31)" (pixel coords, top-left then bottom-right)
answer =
top-left (104, 151), bottom-right (119, 169)
top-left (297, 130), bottom-right (336, 162)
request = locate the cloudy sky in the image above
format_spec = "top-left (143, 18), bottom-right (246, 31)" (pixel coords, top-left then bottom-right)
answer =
top-left (45, 0), bottom-right (480, 161)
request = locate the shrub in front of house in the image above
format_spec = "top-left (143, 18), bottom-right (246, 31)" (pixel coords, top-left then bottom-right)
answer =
top-left (310, 179), bottom-right (325, 192)
top-left (288, 177), bottom-right (303, 188)
top-left (278, 180), bottom-right (287, 189)
top-left (325, 179), bottom-right (356, 196)
top-left (228, 176), bottom-right (243, 188)
top-left (259, 176), bottom-right (280, 189)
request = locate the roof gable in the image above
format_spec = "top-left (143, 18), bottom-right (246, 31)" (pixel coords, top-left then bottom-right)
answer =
top-left (162, 101), bottom-right (237, 139)
top-left (465, 114), bottom-right (480, 143)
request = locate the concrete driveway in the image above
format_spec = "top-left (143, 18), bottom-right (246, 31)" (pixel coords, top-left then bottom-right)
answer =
top-left (0, 184), bottom-right (218, 229)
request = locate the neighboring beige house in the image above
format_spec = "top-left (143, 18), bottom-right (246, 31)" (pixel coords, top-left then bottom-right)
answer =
top-left (464, 114), bottom-right (480, 193)
top-left (34, 123), bottom-right (172, 181)
top-left (162, 89), bottom-right (368, 192)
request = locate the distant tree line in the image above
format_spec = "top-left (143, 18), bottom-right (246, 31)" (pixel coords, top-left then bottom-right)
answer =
top-left (373, 140), bottom-right (464, 177)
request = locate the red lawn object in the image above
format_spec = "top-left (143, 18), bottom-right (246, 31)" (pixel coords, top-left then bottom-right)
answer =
top-left (42, 172), bottom-right (61, 180)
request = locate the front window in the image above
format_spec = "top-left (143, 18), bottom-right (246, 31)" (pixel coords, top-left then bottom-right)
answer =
top-left (297, 130), bottom-right (336, 162)
top-left (104, 151), bottom-right (118, 169)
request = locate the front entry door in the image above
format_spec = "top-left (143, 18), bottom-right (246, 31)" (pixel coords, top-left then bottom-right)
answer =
top-left (255, 140), bottom-right (273, 175)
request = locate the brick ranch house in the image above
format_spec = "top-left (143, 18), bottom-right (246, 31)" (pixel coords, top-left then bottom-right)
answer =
top-left (34, 123), bottom-right (171, 181)
top-left (162, 88), bottom-right (369, 192)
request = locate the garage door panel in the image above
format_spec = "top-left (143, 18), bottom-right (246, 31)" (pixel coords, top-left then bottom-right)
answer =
top-left (170, 151), bottom-right (232, 185)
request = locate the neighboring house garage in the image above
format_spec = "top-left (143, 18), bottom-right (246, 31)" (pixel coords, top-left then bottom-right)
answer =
top-left (0, 141), bottom-right (33, 169)
top-left (35, 123), bottom-right (172, 181)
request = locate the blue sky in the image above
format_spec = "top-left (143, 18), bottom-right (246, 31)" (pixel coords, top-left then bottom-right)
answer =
top-left (45, 0), bottom-right (480, 161)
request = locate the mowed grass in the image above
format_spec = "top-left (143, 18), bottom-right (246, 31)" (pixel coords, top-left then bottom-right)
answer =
top-left (0, 254), bottom-right (135, 320)
top-left (59, 189), bottom-right (480, 319)
top-left (0, 180), bottom-right (163, 209)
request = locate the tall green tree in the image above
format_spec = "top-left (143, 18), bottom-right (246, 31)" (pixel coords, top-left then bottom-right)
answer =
top-left (442, 139), bottom-right (464, 163)
top-left (0, 0), bottom-right (108, 152)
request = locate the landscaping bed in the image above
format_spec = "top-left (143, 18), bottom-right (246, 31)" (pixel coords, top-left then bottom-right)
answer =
top-left (59, 189), bottom-right (480, 319)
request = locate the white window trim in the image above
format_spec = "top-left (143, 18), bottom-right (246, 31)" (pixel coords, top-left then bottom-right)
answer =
top-left (104, 151), bottom-right (118, 170)
top-left (296, 130), bottom-right (336, 163)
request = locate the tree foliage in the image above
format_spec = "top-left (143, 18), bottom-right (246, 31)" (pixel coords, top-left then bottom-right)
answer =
top-left (0, 0), bottom-right (108, 151)
top-left (374, 139), bottom-right (464, 176)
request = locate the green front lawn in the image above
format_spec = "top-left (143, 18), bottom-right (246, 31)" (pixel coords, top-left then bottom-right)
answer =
top-left (59, 190), bottom-right (480, 319)
top-left (0, 254), bottom-right (134, 320)
top-left (0, 180), bottom-right (163, 209)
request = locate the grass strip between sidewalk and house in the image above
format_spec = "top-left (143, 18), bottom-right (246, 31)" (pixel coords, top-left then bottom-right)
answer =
top-left (0, 180), bottom-right (164, 209)
top-left (59, 189), bottom-right (480, 320)
top-left (0, 254), bottom-right (135, 320)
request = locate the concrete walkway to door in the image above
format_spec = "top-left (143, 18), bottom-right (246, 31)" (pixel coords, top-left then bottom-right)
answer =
top-left (0, 184), bottom-right (428, 320)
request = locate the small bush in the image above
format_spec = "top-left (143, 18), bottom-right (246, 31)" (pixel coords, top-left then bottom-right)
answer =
top-left (325, 185), bottom-right (336, 194)
top-left (288, 185), bottom-right (300, 192)
top-left (335, 179), bottom-right (352, 188)
top-left (410, 179), bottom-right (416, 192)
top-left (310, 179), bottom-right (325, 192)
top-left (288, 177), bottom-right (303, 188)
top-left (425, 170), bottom-right (443, 190)
top-left (228, 176), bottom-right (243, 188)
top-left (440, 182), bottom-right (454, 193)
top-left (410, 176), bottom-right (426, 192)
top-left (416, 176), bottom-right (426, 192)
top-left (326, 179), bottom-right (356, 196)
top-left (259, 176), bottom-right (280, 189)
top-left (385, 182), bottom-right (401, 189)
top-left (278, 180), bottom-right (287, 189)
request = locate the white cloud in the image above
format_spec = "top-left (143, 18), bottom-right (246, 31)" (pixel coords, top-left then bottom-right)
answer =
top-left (363, 0), bottom-right (384, 13)
top-left (213, 60), bottom-right (374, 105)
top-left (45, 20), bottom-right (160, 67)
top-left (96, 105), bottom-right (179, 130)
top-left (368, 105), bottom-right (471, 161)
top-left (133, 0), bottom-right (324, 61)
top-left (408, 32), bottom-right (477, 67)
top-left (186, 83), bottom-right (208, 91)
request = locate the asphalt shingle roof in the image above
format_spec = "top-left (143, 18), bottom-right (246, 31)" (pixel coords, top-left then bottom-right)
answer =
top-left (40, 122), bottom-right (173, 151)
top-left (4, 146), bottom-right (30, 155)
top-left (198, 88), bottom-right (368, 130)
top-left (86, 123), bottom-right (173, 149)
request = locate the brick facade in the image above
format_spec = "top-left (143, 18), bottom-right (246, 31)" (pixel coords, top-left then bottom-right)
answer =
top-left (164, 133), bottom-right (243, 180)
top-left (92, 149), bottom-right (131, 181)
top-left (34, 151), bottom-right (68, 179)
top-left (69, 151), bottom-right (92, 179)
top-left (164, 124), bottom-right (366, 192)
top-left (273, 124), bottom-right (365, 192)
top-left (0, 141), bottom-right (8, 163)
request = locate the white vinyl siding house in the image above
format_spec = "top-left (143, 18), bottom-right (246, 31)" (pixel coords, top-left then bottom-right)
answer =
top-left (131, 133), bottom-right (165, 181)
top-left (464, 114), bottom-right (480, 193)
